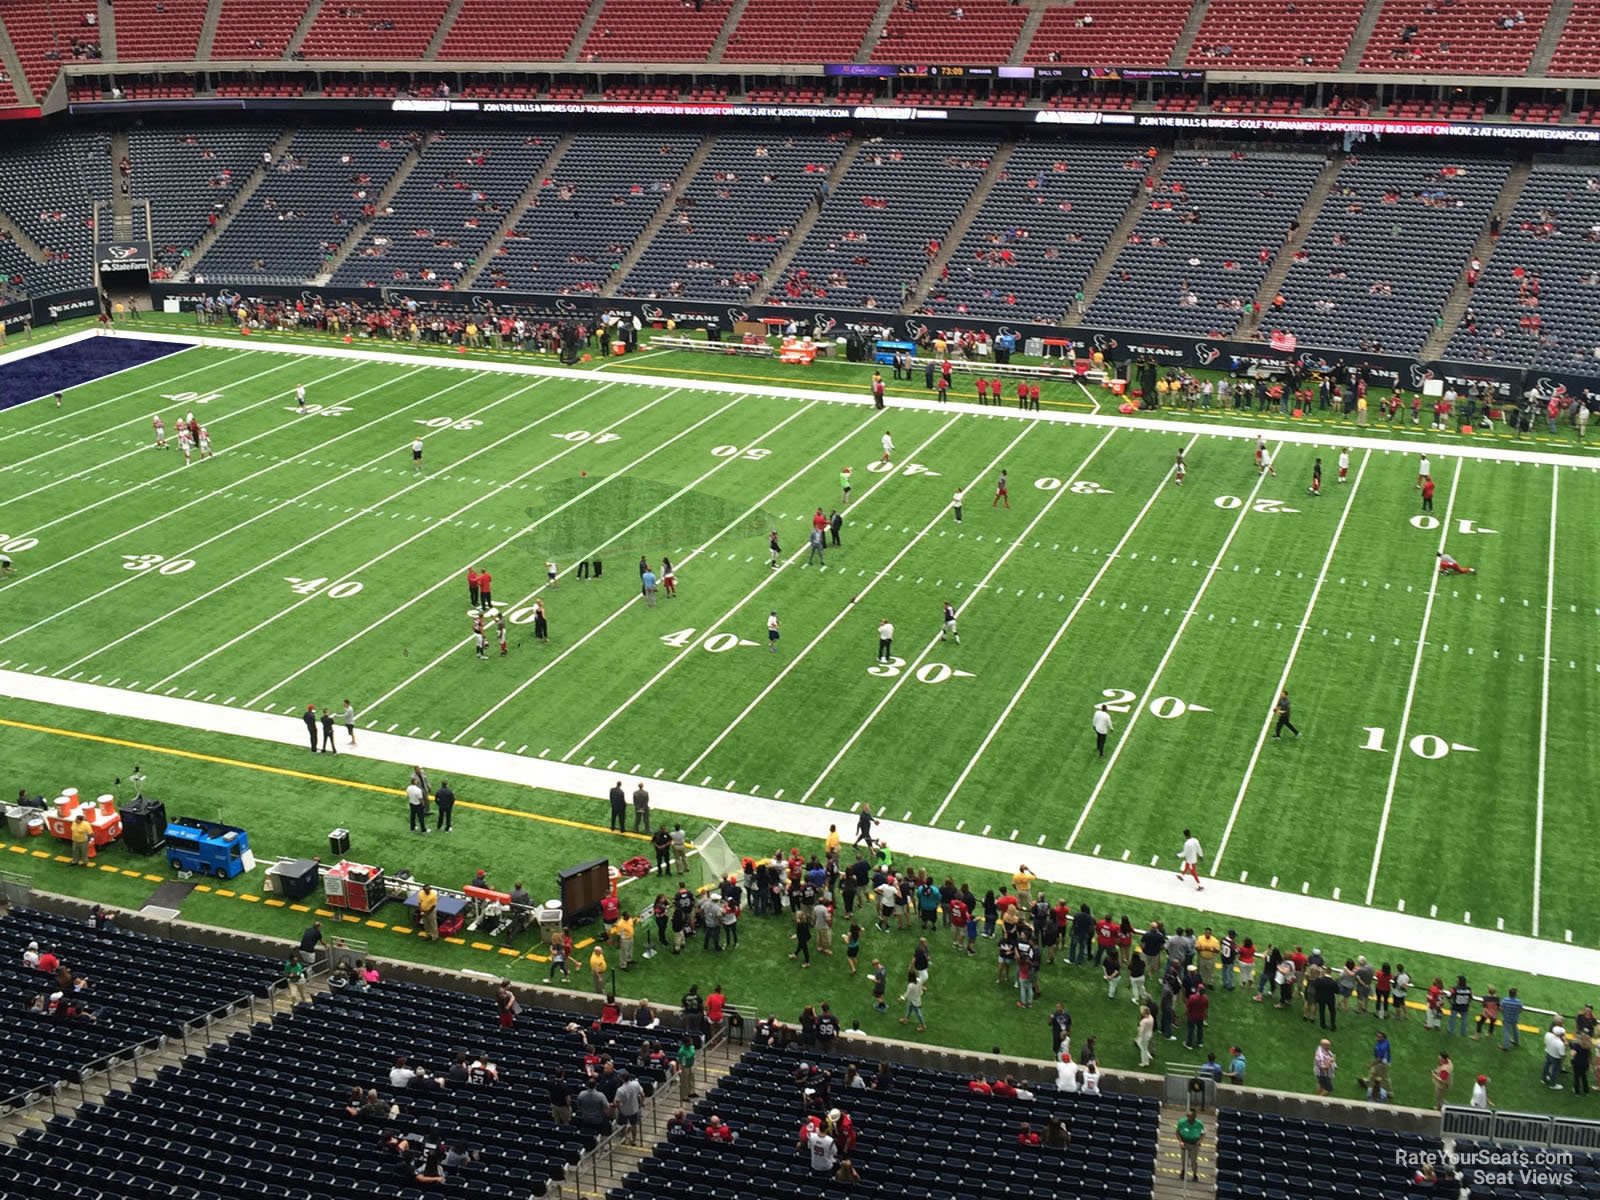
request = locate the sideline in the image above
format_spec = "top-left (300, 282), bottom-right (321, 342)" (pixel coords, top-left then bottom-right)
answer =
top-left (55, 327), bottom-right (1600, 473)
top-left (0, 668), bottom-right (1596, 985)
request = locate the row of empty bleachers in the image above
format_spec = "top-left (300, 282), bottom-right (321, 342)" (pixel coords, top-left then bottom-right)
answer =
top-left (872, 0), bottom-right (1027, 63)
top-left (0, 130), bottom-right (108, 294)
top-left (1187, 0), bottom-right (1366, 69)
top-left (723, 0), bottom-right (881, 61)
top-left (620, 131), bottom-right (848, 304)
top-left (1359, 0), bottom-right (1552, 74)
top-left (1550, 0), bottom-right (1600, 76)
top-left (129, 124), bottom-right (284, 274)
top-left (1025, 0), bottom-right (1191, 67)
top-left (197, 125), bottom-right (418, 284)
top-left (1085, 151), bottom-right (1327, 337)
top-left (0, 908), bottom-right (281, 1101)
top-left (298, 0), bottom-right (454, 59)
top-left (482, 132), bottom-right (700, 294)
top-left (438, 0), bottom-right (593, 60)
top-left (1215, 1108), bottom-right (1445, 1200)
top-left (211, 0), bottom-right (310, 58)
top-left (580, 0), bottom-right (733, 62)
top-left (769, 135), bottom-right (998, 311)
top-left (1, 3), bottom-right (100, 104)
top-left (1454, 1140), bottom-right (1600, 1199)
top-left (330, 129), bottom-right (557, 288)
top-left (618, 1043), bottom-right (1161, 1200)
top-left (921, 139), bottom-right (1146, 324)
top-left (1275, 154), bottom-right (1507, 356)
top-left (112, 0), bottom-right (209, 61)
top-left (0, 977), bottom-right (663, 1200)
top-left (1445, 165), bottom-right (1600, 373)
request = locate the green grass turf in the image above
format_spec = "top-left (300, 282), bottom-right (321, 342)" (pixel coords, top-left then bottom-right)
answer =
top-left (1, 696), bottom-right (1594, 1116)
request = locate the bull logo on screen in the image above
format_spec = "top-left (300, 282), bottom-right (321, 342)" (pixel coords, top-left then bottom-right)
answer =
top-left (555, 299), bottom-right (579, 315)
top-left (1194, 343), bottom-right (1220, 367)
top-left (903, 319), bottom-right (929, 342)
top-left (812, 313), bottom-right (838, 336)
top-left (641, 304), bottom-right (666, 323)
top-left (1409, 363), bottom-right (1434, 390)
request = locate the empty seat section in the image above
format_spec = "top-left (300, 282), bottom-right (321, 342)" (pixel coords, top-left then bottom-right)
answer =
top-left (484, 133), bottom-right (700, 294)
top-left (1187, 0), bottom-right (1365, 69)
top-left (1549, 0), bottom-right (1600, 76)
top-left (298, 0), bottom-right (453, 60)
top-left (1275, 154), bottom-right (1506, 356)
top-left (1024, 0), bottom-right (1191, 66)
top-left (1216, 1107), bottom-right (1448, 1200)
top-left (2, 5), bottom-right (101, 104)
top-left (579, 0), bottom-right (732, 62)
top-left (923, 139), bottom-right (1146, 324)
top-left (0, 130), bottom-right (109, 294)
top-left (1084, 151), bottom-right (1326, 337)
top-left (621, 132), bottom-right (848, 303)
top-left (770, 135), bottom-right (998, 311)
top-left (438, 0), bottom-right (591, 61)
top-left (198, 127), bottom-right (418, 284)
top-left (211, 0), bottom-right (313, 59)
top-left (112, 0), bottom-right (208, 61)
top-left (1359, 0), bottom-right (1551, 74)
top-left (1445, 165), bottom-right (1600, 373)
top-left (723, 0), bottom-right (879, 62)
top-left (873, 1), bottom-right (1027, 64)
top-left (331, 130), bottom-right (557, 288)
top-left (128, 124), bottom-right (284, 275)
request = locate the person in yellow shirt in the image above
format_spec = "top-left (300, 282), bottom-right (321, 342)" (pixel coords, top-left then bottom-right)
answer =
top-left (70, 813), bottom-right (93, 866)
top-left (616, 913), bottom-right (635, 971)
top-left (1195, 927), bottom-right (1221, 986)
top-left (824, 824), bottom-right (841, 860)
top-left (418, 883), bottom-right (439, 941)
top-left (1012, 865), bottom-right (1035, 905)
top-left (589, 944), bottom-right (608, 993)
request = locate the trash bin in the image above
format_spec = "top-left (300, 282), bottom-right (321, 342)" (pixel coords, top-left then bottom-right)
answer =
top-left (538, 899), bottom-right (564, 945)
top-left (329, 828), bottom-right (350, 856)
top-left (6, 806), bottom-right (30, 838)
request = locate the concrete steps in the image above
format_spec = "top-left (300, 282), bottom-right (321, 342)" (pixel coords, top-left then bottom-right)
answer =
top-left (174, 126), bottom-right (299, 282)
top-left (603, 134), bottom-right (720, 297)
top-left (1234, 153), bottom-right (1344, 339)
top-left (1530, 0), bottom-right (1576, 78)
top-left (749, 137), bottom-right (864, 304)
top-left (908, 140), bottom-right (1016, 312)
top-left (1169, 0), bottom-right (1208, 68)
top-left (311, 133), bottom-right (435, 286)
top-left (424, 0), bottom-right (469, 60)
top-left (462, 133), bottom-right (577, 290)
top-left (1064, 148), bottom-right (1171, 327)
top-left (195, 0), bottom-right (223, 61)
top-left (856, 0), bottom-right (900, 62)
top-left (98, 0), bottom-right (117, 63)
top-left (708, 0), bottom-right (753, 61)
top-left (1340, 0), bottom-right (1387, 71)
top-left (285, 0), bottom-right (326, 58)
top-left (566, 0), bottom-right (611, 62)
top-left (0, 20), bottom-right (31, 107)
top-left (1152, 1102), bottom-right (1216, 1200)
top-left (1420, 159), bottom-right (1532, 360)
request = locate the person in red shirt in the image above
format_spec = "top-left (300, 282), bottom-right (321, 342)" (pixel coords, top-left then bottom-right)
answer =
top-left (36, 949), bottom-right (59, 974)
top-left (936, 376), bottom-right (949, 403)
top-left (994, 890), bottom-right (1019, 916)
top-left (990, 1077), bottom-right (1018, 1099)
top-left (967, 1075), bottom-right (992, 1095)
top-left (1437, 551), bottom-right (1475, 575)
top-left (871, 371), bottom-right (885, 410)
top-left (1017, 380), bottom-right (1028, 406)
top-left (704, 1116), bottom-right (734, 1143)
top-left (1017, 1123), bottom-right (1041, 1146)
top-left (1421, 476), bottom-right (1435, 512)
top-left (1028, 383), bottom-right (1041, 411)
top-left (1184, 985), bottom-right (1210, 1049)
top-left (467, 567), bottom-right (481, 609)
top-left (948, 896), bottom-right (969, 952)
top-left (706, 985), bottom-right (726, 1026)
top-left (1095, 915), bottom-right (1117, 956)
top-left (477, 568), bottom-right (493, 611)
top-left (1289, 947), bottom-right (1309, 977)
top-left (976, 377), bottom-right (989, 404)
top-left (991, 377), bottom-right (1002, 402)
top-left (812, 509), bottom-right (828, 540)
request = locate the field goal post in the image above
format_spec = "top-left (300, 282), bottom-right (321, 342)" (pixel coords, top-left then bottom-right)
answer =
top-left (690, 825), bottom-right (740, 893)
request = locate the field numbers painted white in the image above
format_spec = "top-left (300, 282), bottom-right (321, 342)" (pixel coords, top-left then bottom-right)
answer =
top-left (1101, 687), bottom-right (1207, 719)
top-left (121, 553), bottom-right (195, 575)
top-left (160, 389), bottom-right (224, 406)
top-left (415, 416), bottom-right (483, 430)
top-left (1410, 515), bottom-right (1495, 534)
top-left (867, 658), bottom-right (972, 683)
top-left (1035, 477), bottom-right (1113, 494)
top-left (866, 460), bottom-right (940, 477)
top-left (288, 404), bottom-right (351, 418)
top-left (0, 534), bottom-right (39, 553)
top-left (552, 430), bottom-right (621, 444)
top-left (658, 628), bottom-right (760, 653)
top-left (1215, 495), bottom-right (1298, 514)
top-left (702, 633), bottom-right (741, 653)
top-left (285, 576), bottom-right (363, 599)
top-left (1360, 726), bottom-right (1478, 759)
top-left (709, 445), bottom-right (771, 461)
top-left (660, 627), bottom-right (697, 648)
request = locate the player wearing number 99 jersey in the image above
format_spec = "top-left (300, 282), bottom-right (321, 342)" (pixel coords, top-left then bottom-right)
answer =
top-left (939, 601), bottom-right (960, 645)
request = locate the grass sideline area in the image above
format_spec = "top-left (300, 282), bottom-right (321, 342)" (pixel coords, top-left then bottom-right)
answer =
top-left (1, 697), bottom-right (1594, 1117)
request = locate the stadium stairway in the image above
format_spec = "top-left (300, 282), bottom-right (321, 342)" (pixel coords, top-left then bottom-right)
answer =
top-left (0, 209), bottom-right (48, 265)
top-left (857, 0), bottom-right (901, 63)
top-left (1169, 0), bottom-right (1209, 68)
top-left (423, 0), bottom-right (470, 60)
top-left (285, 0), bottom-right (327, 59)
top-left (1062, 146), bottom-right (1172, 328)
top-left (97, 0), bottom-right (117, 64)
top-left (1339, 0), bottom-right (1387, 71)
top-left (1420, 157), bottom-right (1533, 361)
top-left (1009, 5), bottom-right (1047, 67)
top-left (603, 135), bottom-right (723, 297)
top-left (1234, 152), bottom-right (1343, 339)
top-left (194, 0), bottom-right (223, 62)
top-left (567, 0), bottom-right (611, 61)
top-left (463, 133), bottom-right (578, 290)
top-left (748, 136), bottom-right (866, 303)
top-left (708, 0), bottom-right (753, 61)
top-left (1154, 1102), bottom-right (1217, 1200)
top-left (0, 22), bottom-right (28, 107)
top-left (310, 131), bottom-right (437, 287)
top-left (908, 140), bottom-right (1017, 311)
top-left (1531, 0), bottom-right (1578, 79)
top-left (175, 126), bottom-right (300, 283)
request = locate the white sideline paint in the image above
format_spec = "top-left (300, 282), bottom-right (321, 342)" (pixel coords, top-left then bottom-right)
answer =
top-left (1533, 467), bottom-right (1558, 937)
top-left (1364, 457), bottom-right (1465, 905)
top-left (560, 415), bottom-right (961, 761)
top-left (1211, 448), bottom-right (1373, 875)
top-left (929, 433), bottom-right (1202, 826)
top-left (2, 667), bottom-right (1596, 984)
top-left (1065, 442), bottom-right (1285, 850)
top-left (77, 328), bottom-right (1600, 472)
top-left (796, 424), bottom-right (1102, 804)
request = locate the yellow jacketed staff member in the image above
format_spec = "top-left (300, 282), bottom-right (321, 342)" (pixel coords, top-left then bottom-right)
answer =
top-left (418, 884), bottom-right (439, 941)
top-left (71, 813), bottom-right (94, 866)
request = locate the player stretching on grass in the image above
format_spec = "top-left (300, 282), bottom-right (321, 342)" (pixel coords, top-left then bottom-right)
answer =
top-left (1177, 829), bottom-right (1204, 892)
top-left (1437, 551), bottom-right (1476, 575)
top-left (1253, 435), bottom-right (1265, 472)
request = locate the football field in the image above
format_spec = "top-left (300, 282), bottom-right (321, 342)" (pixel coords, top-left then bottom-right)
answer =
top-left (2, 336), bottom-right (1596, 948)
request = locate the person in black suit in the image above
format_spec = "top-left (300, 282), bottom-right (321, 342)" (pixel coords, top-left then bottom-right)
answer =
top-left (303, 704), bottom-right (319, 751)
top-left (320, 708), bottom-right (337, 754)
top-left (609, 782), bottom-right (627, 833)
top-left (435, 780), bottom-right (456, 832)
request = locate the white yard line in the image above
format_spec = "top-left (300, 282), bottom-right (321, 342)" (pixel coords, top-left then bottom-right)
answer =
top-left (135, 384), bottom-right (670, 689)
top-left (793, 423), bottom-right (1099, 805)
top-left (0, 365), bottom-right (456, 600)
top-left (1065, 441), bottom-right (1285, 850)
top-left (0, 345), bottom-right (256, 445)
top-left (1533, 465), bottom-right (1558, 938)
top-left (6, 668), bottom-right (1599, 984)
top-left (1364, 456), bottom-right (1465, 905)
top-left (1210, 448), bottom-right (1373, 876)
top-left (929, 434), bottom-right (1202, 826)
top-left (594, 349), bottom-right (670, 369)
top-left (1076, 379), bottom-right (1103, 416)
top-left (100, 327), bottom-right (1600, 472)
top-left (559, 414), bottom-right (964, 762)
top-left (445, 398), bottom-right (840, 740)
top-left (6, 374), bottom-right (554, 651)
top-left (0, 356), bottom-right (324, 502)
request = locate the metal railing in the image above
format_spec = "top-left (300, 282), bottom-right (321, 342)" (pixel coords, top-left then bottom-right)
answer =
top-left (1443, 1105), bottom-right (1600, 1152)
